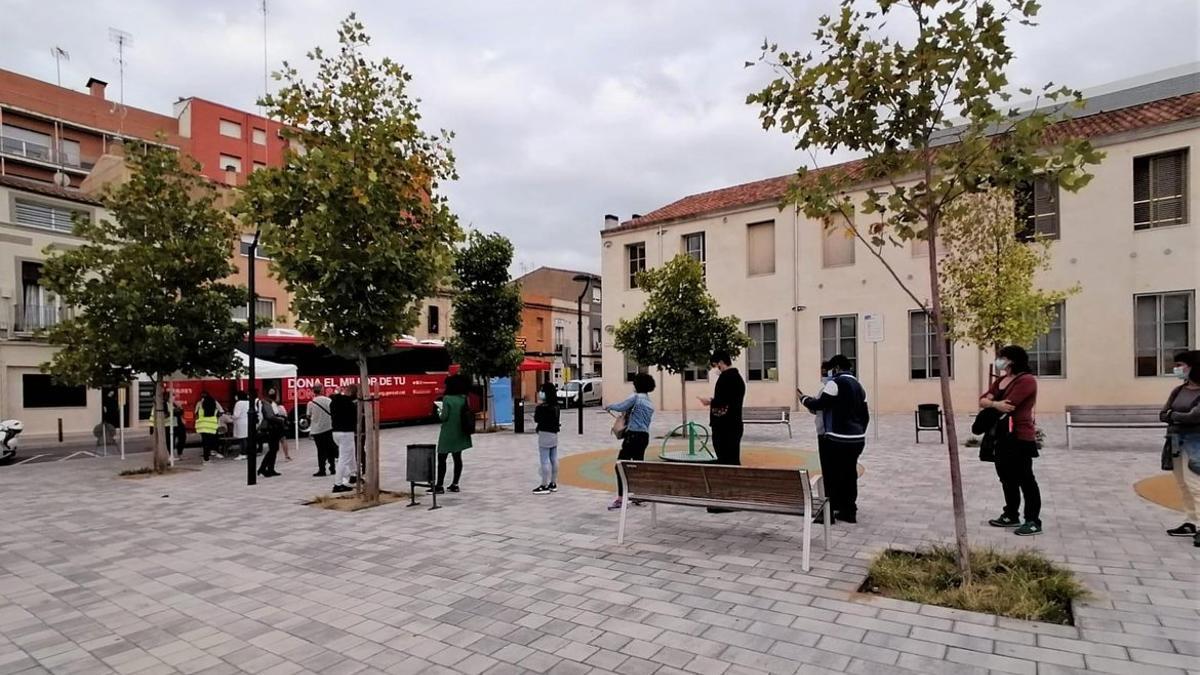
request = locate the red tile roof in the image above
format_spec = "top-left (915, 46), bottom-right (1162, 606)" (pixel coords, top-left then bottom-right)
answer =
top-left (0, 174), bottom-right (102, 205)
top-left (612, 92), bottom-right (1200, 233)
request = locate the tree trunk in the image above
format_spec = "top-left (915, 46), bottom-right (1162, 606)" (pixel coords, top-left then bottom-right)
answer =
top-left (926, 204), bottom-right (973, 584)
top-left (679, 372), bottom-right (688, 426)
top-left (358, 356), bottom-right (380, 503)
top-left (151, 378), bottom-right (168, 473)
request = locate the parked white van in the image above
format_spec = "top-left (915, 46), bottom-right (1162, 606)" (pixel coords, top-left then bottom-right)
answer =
top-left (558, 379), bottom-right (603, 407)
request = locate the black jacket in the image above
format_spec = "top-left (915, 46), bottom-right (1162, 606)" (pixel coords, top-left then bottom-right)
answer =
top-left (710, 367), bottom-right (746, 429)
top-left (534, 402), bottom-right (560, 433)
top-left (330, 394), bottom-right (357, 433)
top-left (801, 373), bottom-right (869, 443)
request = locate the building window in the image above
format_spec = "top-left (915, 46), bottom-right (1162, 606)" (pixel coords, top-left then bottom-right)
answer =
top-left (536, 316), bottom-right (545, 342)
top-left (747, 220), bottom-right (775, 275)
top-left (252, 128), bottom-right (267, 145)
top-left (428, 305), bottom-right (440, 335)
top-left (626, 242), bottom-right (646, 288)
top-left (624, 354), bottom-right (648, 383)
top-left (821, 315), bottom-right (858, 373)
top-left (1028, 302), bottom-right (1065, 377)
top-left (238, 234), bottom-right (271, 259)
top-left (219, 119), bottom-right (243, 139)
top-left (1016, 176), bottom-right (1059, 240)
top-left (219, 154), bottom-right (242, 173)
top-left (909, 310), bottom-right (953, 379)
top-left (591, 327), bottom-right (601, 352)
top-left (746, 321), bottom-right (778, 381)
top-left (1135, 291), bottom-right (1194, 376)
top-left (1134, 149), bottom-right (1188, 229)
top-left (822, 223), bottom-right (855, 267)
top-left (17, 261), bottom-right (67, 332)
top-left (554, 325), bottom-right (565, 354)
top-left (1, 124), bottom-right (52, 161)
top-left (58, 139), bottom-right (81, 167)
top-left (683, 364), bottom-right (710, 382)
top-left (13, 199), bottom-right (88, 233)
top-left (22, 374), bottom-right (86, 408)
top-left (252, 162), bottom-right (266, 172)
top-left (231, 298), bottom-right (276, 324)
top-left (591, 287), bottom-right (601, 303)
top-left (682, 232), bottom-right (706, 275)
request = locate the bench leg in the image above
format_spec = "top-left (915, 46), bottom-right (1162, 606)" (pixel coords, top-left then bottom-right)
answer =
top-left (802, 503), bottom-right (812, 572)
top-left (617, 497), bottom-right (629, 545)
top-left (787, 422), bottom-right (792, 439)
top-left (823, 503), bottom-right (831, 551)
top-left (650, 502), bottom-right (657, 528)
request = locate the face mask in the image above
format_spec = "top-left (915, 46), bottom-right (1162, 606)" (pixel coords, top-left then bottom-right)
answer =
top-left (994, 358), bottom-right (1010, 373)
top-left (1174, 366), bottom-right (1189, 380)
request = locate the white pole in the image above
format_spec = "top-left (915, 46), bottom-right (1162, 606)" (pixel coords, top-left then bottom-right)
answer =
top-left (872, 342), bottom-right (879, 442)
top-left (292, 378), bottom-right (299, 446)
top-left (119, 384), bottom-right (126, 460)
top-left (167, 380), bottom-right (175, 468)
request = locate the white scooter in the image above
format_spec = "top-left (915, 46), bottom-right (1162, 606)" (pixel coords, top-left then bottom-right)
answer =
top-left (0, 419), bottom-right (23, 465)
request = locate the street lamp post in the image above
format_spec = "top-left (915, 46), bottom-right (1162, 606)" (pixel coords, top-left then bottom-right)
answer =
top-left (572, 274), bottom-right (597, 435)
top-left (246, 229), bottom-right (261, 486)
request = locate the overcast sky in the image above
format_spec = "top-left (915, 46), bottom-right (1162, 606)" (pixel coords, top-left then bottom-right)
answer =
top-left (2, 1), bottom-right (1197, 274)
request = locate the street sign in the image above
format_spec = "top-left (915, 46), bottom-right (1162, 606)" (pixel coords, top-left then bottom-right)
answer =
top-left (864, 313), bottom-right (884, 343)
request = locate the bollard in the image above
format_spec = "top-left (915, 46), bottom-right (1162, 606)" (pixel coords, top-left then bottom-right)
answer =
top-left (58, 418), bottom-right (63, 442)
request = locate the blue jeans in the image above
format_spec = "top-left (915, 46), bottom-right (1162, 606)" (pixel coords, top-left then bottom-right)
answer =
top-left (539, 446), bottom-right (558, 486)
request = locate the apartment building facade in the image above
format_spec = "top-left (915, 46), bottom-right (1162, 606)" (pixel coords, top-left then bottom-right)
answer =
top-left (517, 267), bottom-right (603, 384)
top-left (601, 72), bottom-right (1199, 415)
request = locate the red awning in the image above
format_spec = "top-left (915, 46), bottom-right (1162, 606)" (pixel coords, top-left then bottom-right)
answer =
top-left (518, 357), bottom-right (551, 372)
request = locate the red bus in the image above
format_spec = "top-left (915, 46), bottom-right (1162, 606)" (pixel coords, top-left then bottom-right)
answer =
top-left (160, 334), bottom-right (453, 431)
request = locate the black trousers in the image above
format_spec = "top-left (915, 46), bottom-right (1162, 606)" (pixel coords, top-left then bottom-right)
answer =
top-left (712, 423), bottom-right (743, 465)
top-left (615, 431), bottom-right (650, 496)
top-left (258, 432), bottom-right (281, 474)
top-left (818, 435), bottom-right (864, 518)
top-left (200, 433), bottom-right (219, 461)
top-left (995, 441), bottom-right (1041, 523)
top-left (313, 431), bottom-right (337, 474)
top-left (437, 451), bottom-right (463, 487)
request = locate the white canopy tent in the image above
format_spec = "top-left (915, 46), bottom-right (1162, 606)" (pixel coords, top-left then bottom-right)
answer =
top-left (139, 351), bottom-right (301, 465)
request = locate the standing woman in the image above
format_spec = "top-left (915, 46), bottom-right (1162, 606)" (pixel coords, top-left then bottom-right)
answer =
top-left (194, 392), bottom-right (224, 463)
top-left (256, 391), bottom-right (283, 477)
top-left (231, 391), bottom-right (250, 460)
top-left (532, 382), bottom-right (561, 494)
top-left (604, 373), bottom-right (656, 511)
top-left (1161, 351), bottom-right (1200, 547)
top-left (980, 345), bottom-right (1042, 536)
top-left (435, 374), bottom-right (472, 494)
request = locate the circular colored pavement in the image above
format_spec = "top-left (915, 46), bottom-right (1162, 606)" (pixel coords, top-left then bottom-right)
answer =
top-left (1133, 474), bottom-right (1185, 512)
top-left (558, 445), bottom-right (862, 493)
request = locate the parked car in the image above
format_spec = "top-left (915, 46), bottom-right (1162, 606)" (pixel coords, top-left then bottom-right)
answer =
top-left (558, 378), bottom-right (603, 407)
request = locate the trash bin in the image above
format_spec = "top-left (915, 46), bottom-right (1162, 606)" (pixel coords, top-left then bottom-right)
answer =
top-left (406, 443), bottom-right (440, 509)
top-left (916, 404), bottom-right (941, 428)
top-left (513, 399), bottom-right (525, 434)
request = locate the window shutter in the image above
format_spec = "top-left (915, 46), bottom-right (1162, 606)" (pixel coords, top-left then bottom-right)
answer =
top-left (747, 221), bottom-right (775, 275)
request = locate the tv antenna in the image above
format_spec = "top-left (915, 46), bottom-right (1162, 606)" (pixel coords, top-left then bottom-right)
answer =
top-left (51, 46), bottom-right (70, 86)
top-left (108, 27), bottom-right (132, 107)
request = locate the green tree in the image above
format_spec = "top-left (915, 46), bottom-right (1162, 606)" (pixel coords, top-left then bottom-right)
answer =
top-left (41, 141), bottom-right (243, 473)
top-left (939, 189), bottom-right (1078, 353)
top-left (447, 232), bottom-right (524, 428)
top-left (748, 0), bottom-right (1102, 577)
top-left (242, 14), bottom-right (460, 501)
top-left (613, 255), bottom-right (750, 424)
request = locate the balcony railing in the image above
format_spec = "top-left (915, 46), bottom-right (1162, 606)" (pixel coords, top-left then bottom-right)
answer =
top-left (11, 304), bottom-right (72, 334)
top-left (0, 137), bottom-right (83, 168)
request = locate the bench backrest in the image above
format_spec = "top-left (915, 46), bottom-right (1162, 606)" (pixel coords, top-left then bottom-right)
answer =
top-left (618, 461), bottom-right (811, 510)
top-left (743, 407), bottom-right (790, 421)
top-left (1066, 405), bottom-right (1162, 424)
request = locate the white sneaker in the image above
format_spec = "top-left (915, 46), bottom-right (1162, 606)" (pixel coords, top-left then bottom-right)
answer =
top-left (235, 455), bottom-right (247, 461)
top-left (214, 452), bottom-right (225, 459)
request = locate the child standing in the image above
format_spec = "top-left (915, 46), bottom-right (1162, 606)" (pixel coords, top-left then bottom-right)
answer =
top-left (533, 382), bottom-right (561, 495)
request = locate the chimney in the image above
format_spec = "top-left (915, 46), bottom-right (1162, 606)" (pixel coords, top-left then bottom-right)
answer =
top-left (631, 214), bottom-right (642, 219)
top-left (604, 214), bottom-right (619, 229)
top-left (86, 77), bottom-right (108, 99)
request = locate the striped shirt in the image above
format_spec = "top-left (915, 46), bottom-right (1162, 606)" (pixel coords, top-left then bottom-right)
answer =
top-left (607, 393), bottom-right (654, 433)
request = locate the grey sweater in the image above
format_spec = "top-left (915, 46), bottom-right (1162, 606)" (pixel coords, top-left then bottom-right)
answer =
top-left (1160, 385), bottom-right (1200, 433)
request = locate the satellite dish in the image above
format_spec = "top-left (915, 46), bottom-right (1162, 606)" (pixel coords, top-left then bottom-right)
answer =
top-left (53, 171), bottom-right (71, 188)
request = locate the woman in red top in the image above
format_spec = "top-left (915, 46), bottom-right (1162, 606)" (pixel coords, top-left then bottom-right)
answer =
top-left (979, 345), bottom-right (1042, 536)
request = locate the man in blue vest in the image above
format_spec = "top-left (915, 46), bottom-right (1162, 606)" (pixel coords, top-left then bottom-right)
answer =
top-left (799, 354), bottom-right (869, 523)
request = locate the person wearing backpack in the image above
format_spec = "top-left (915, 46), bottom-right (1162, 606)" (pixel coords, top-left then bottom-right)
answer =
top-left (434, 374), bottom-right (473, 494)
top-left (799, 354), bottom-right (869, 524)
top-left (979, 345), bottom-right (1042, 536)
top-left (532, 382), bottom-right (561, 495)
top-left (256, 391), bottom-right (284, 478)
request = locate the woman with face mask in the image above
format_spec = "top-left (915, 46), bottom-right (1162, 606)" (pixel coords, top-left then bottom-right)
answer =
top-left (979, 345), bottom-right (1042, 536)
top-left (1160, 351), bottom-right (1200, 546)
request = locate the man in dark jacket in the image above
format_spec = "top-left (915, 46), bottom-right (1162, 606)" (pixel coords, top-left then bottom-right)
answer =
top-left (800, 354), bottom-right (869, 523)
top-left (700, 350), bottom-right (746, 466)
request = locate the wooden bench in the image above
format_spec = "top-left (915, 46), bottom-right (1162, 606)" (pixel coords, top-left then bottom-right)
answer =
top-left (743, 406), bottom-right (792, 437)
top-left (1065, 405), bottom-right (1165, 448)
top-left (615, 461), bottom-right (831, 571)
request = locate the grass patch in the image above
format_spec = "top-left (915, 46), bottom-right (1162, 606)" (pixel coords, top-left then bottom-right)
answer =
top-left (304, 490), bottom-right (409, 512)
top-left (118, 466), bottom-right (199, 479)
top-left (861, 546), bottom-right (1087, 624)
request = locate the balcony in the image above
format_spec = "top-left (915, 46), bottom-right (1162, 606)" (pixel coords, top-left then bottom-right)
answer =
top-left (9, 304), bottom-right (72, 336)
top-left (0, 137), bottom-right (84, 168)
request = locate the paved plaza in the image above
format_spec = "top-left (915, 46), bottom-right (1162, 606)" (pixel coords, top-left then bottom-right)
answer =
top-left (0, 413), bottom-right (1196, 675)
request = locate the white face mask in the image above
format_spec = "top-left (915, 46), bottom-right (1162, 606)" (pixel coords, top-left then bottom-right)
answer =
top-left (1174, 366), bottom-right (1189, 380)
top-left (994, 358), bottom-right (1010, 373)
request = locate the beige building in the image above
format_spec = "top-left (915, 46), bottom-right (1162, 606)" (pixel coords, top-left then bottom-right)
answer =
top-left (0, 174), bottom-right (111, 441)
top-left (601, 71), bottom-right (1199, 415)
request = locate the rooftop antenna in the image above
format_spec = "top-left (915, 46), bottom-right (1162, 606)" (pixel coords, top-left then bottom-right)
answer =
top-left (108, 28), bottom-right (132, 108)
top-left (51, 46), bottom-right (70, 86)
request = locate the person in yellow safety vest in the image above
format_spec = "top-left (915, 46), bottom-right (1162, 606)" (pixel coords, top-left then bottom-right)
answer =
top-left (195, 392), bottom-right (225, 463)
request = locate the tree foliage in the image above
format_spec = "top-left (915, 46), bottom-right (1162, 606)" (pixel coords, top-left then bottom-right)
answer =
top-left (241, 14), bottom-right (460, 500)
top-left (41, 141), bottom-right (243, 472)
top-left (939, 190), bottom-right (1078, 352)
top-left (447, 231), bottom-right (524, 383)
top-left (613, 255), bottom-right (749, 422)
top-left (748, 0), bottom-right (1103, 578)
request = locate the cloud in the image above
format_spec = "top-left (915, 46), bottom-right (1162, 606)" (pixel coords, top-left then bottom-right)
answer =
top-left (3, 0), bottom-right (1197, 276)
